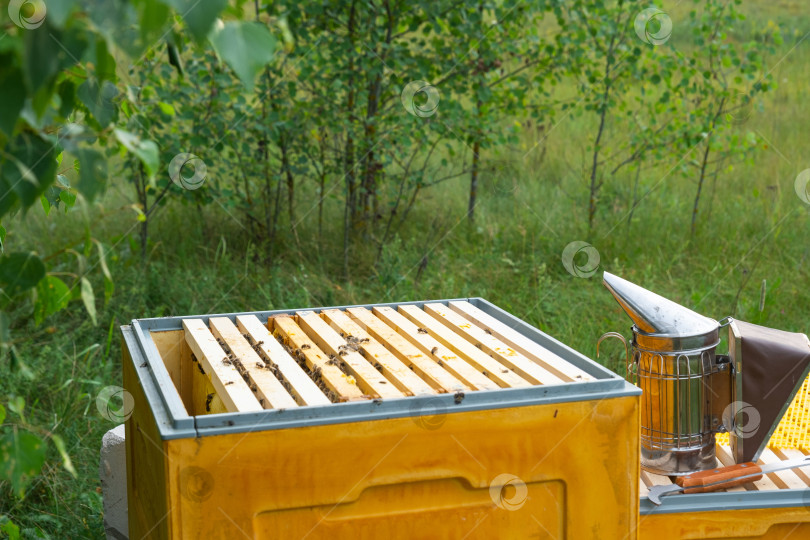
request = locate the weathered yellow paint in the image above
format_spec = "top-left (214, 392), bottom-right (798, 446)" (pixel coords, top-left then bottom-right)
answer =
top-left (158, 396), bottom-right (640, 539)
top-left (638, 508), bottom-right (810, 540)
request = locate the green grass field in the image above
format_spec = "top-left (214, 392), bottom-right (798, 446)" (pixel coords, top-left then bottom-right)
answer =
top-left (2, 1), bottom-right (809, 537)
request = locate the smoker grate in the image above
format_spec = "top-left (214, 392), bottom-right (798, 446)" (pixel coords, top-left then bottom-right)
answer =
top-left (181, 301), bottom-right (594, 413)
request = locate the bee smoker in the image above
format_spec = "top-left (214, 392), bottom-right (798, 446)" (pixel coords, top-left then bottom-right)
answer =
top-left (598, 272), bottom-right (810, 475)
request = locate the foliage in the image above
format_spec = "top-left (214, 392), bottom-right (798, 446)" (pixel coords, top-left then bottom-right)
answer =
top-left (1, 0), bottom-right (806, 535)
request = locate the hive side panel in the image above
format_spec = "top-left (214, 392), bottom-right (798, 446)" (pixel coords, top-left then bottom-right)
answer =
top-left (167, 395), bottom-right (640, 539)
top-left (122, 332), bottom-right (171, 540)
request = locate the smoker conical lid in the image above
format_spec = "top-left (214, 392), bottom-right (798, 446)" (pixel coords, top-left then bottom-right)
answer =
top-left (729, 320), bottom-right (810, 463)
top-left (602, 272), bottom-right (718, 336)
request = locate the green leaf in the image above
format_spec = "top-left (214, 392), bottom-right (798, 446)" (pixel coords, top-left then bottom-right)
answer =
top-left (80, 277), bottom-right (97, 326)
top-left (0, 516), bottom-right (20, 540)
top-left (75, 148), bottom-right (108, 201)
top-left (0, 252), bottom-right (46, 296)
top-left (94, 241), bottom-right (112, 281)
top-left (157, 102), bottom-right (176, 116)
top-left (165, 0), bottom-right (228, 42)
top-left (50, 434), bottom-right (77, 477)
top-left (77, 78), bottom-right (119, 127)
top-left (0, 58), bottom-right (25, 137)
top-left (0, 132), bottom-right (58, 218)
top-left (114, 129), bottom-right (160, 181)
top-left (208, 21), bottom-right (277, 90)
top-left (0, 428), bottom-right (47, 498)
top-left (34, 276), bottom-right (70, 325)
top-left (0, 403), bottom-right (5, 426)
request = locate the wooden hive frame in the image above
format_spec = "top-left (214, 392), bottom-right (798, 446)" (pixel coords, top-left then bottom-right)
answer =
top-left (179, 301), bottom-right (598, 414)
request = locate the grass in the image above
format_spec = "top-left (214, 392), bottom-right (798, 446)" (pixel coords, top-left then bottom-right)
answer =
top-left (2, 1), bottom-right (810, 537)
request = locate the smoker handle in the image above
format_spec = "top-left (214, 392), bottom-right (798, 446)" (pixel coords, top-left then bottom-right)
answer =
top-left (597, 332), bottom-right (632, 384)
top-left (675, 462), bottom-right (762, 493)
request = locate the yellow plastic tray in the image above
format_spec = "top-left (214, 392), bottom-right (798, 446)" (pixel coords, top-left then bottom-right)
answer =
top-left (716, 374), bottom-right (810, 450)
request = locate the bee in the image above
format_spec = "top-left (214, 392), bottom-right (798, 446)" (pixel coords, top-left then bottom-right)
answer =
top-left (482, 371), bottom-right (488, 376)
top-left (225, 381), bottom-right (234, 386)
top-left (259, 399), bottom-right (265, 407)
top-left (222, 358), bottom-right (232, 366)
top-left (501, 369), bottom-right (508, 373)
top-left (301, 344), bottom-right (311, 350)
top-left (256, 340), bottom-right (264, 347)
top-left (359, 338), bottom-right (370, 344)
top-left (197, 363), bottom-right (206, 375)
top-left (430, 347), bottom-right (439, 355)
top-left (374, 363), bottom-right (383, 372)
top-left (417, 327), bottom-right (428, 334)
top-left (453, 391), bottom-right (465, 404)
top-left (438, 360), bottom-right (444, 367)
top-left (205, 393), bottom-right (215, 412)
top-left (250, 384), bottom-right (258, 392)
top-left (484, 328), bottom-right (492, 335)
top-left (256, 362), bottom-right (265, 369)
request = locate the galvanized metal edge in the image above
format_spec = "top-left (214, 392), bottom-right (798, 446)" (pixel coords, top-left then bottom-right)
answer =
top-left (193, 379), bottom-right (639, 435)
top-left (127, 297), bottom-right (640, 439)
top-left (130, 319), bottom-right (194, 432)
top-left (121, 325), bottom-right (196, 439)
top-left (640, 489), bottom-right (810, 515)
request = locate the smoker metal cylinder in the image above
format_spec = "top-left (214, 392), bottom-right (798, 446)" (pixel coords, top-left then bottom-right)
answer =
top-left (631, 326), bottom-right (721, 475)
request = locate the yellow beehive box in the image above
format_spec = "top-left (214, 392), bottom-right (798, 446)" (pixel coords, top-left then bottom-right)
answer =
top-left (122, 299), bottom-right (640, 539)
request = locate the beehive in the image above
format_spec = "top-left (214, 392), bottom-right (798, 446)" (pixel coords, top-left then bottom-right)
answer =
top-left (122, 298), bottom-right (640, 539)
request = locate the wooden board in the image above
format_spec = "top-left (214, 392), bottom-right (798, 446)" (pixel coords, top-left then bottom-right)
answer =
top-left (716, 444), bottom-right (779, 491)
top-left (320, 309), bottom-right (436, 396)
top-left (296, 311), bottom-right (404, 399)
top-left (208, 317), bottom-right (298, 410)
top-left (345, 307), bottom-right (478, 392)
top-left (182, 318), bottom-right (262, 412)
top-left (773, 447), bottom-right (810, 486)
top-left (448, 301), bottom-right (594, 382)
top-left (236, 315), bottom-right (330, 407)
top-left (758, 448), bottom-right (808, 490)
top-left (368, 307), bottom-right (508, 390)
top-left (640, 470), bottom-right (672, 488)
top-left (191, 354), bottom-right (227, 415)
top-left (393, 305), bottom-right (531, 388)
top-left (423, 303), bottom-right (564, 385)
top-left (271, 315), bottom-right (365, 402)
